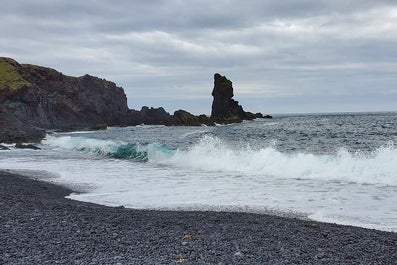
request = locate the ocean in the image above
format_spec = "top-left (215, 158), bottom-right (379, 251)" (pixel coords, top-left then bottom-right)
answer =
top-left (1, 112), bottom-right (397, 232)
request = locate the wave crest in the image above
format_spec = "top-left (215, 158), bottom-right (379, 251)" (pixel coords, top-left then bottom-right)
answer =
top-left (44, 135), bottom-right (397, 186)
top-left (44, 136), bottom-right (175, 162)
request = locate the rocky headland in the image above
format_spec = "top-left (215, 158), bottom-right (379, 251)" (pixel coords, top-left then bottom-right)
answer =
top-left (0, 57), bottom-right (131, 142)
top-left (0, 57), bottom-right (271, 143)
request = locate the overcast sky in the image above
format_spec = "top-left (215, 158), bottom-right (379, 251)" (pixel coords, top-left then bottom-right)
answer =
top-left (1, 0), bottom-right (397, 114)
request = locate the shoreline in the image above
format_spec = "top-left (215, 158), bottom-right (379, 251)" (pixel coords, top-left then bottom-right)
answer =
top-left (1, 170), bottom-right (397, 264)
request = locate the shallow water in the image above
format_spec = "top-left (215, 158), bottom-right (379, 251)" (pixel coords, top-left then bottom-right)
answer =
top-left (1, 112), bottom-right (397, 231)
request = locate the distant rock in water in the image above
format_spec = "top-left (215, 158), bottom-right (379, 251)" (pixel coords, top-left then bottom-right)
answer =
top-left (15, 143), bottom-right (41, 150)
top-left (136, 106), bottom-right (172, 125)
top-left (197, 114), bottom-right (216, 126)
top-left (172, 110), bottom-right (201, 126)
top-left (210, 73), bottom-right (271, 124)
top-left (123, 107), bottom-right (172, 126)
top-left (0, 144), bottom-right (10, 150)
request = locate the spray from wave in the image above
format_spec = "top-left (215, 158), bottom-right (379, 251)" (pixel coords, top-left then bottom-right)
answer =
top-left (44, 135), bottom-right (397, 186)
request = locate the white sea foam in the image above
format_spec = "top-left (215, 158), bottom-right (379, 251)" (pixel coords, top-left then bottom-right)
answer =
top-left (166, 136), bottom-right (397, 186)
top-left (1, 134), bottom-right (396, 232)
top-left (44, 135), bottom-right (397, 186)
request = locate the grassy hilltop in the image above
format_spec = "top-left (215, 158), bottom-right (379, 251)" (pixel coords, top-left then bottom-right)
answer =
top-left (0, 57), bottom-right (31, 90)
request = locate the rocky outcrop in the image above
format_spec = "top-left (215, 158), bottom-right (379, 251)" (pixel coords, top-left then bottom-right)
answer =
top-left (197, 115), bottom-right (216, 126)
top-left (211, 73), bottom-right (271, 123)
top-left (138, 106), bottom-right (172, 125)
top-left (172, 110), bottom-right (201, 126)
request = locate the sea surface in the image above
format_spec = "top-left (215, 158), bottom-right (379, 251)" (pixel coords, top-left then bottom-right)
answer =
top-left (1, 112), bottom-right (397, 232)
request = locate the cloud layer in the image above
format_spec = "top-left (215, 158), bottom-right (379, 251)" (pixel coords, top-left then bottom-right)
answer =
top-left (1, 0), bottom-right (397, 113)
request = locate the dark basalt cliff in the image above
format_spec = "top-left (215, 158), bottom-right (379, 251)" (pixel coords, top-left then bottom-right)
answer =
top-left (211, 73), bottom-right (270, 124)
top-left (0, 58), bottom-right (271, 143)
top-left (0, 57), bottom-right (131, 142)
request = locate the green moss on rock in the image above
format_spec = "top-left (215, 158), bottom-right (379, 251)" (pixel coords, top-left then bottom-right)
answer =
top-left (0, 57), bottom-right (31, 90)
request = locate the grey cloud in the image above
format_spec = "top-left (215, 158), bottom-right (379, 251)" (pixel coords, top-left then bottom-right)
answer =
top-left (1, 0), bottom-right (397, 113)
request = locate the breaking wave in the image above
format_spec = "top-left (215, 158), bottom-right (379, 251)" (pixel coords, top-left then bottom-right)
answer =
top-left (44, 135), bottom-right (397, 186)
top-left (44, 136), bottom-right (175, 162)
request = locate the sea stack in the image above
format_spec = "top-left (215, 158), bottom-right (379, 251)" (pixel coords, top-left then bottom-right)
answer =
top-left (210, 73), bottom-right (269, 124)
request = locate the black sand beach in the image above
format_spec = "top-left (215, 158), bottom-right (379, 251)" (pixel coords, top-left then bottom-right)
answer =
top-left (1, 170), bottom-right (396, 264)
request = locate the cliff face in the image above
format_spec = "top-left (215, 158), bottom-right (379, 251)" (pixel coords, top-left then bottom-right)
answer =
top-left (0, 57), bottom-right (130, 142)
